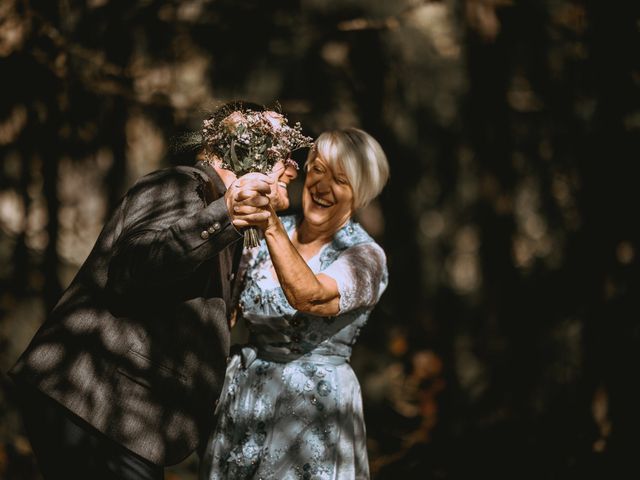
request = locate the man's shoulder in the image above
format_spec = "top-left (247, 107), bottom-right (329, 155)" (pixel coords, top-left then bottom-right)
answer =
top-left (137, 165), bottom-right (205, 183)
top-left (126, 165), bottom-right (208, 195)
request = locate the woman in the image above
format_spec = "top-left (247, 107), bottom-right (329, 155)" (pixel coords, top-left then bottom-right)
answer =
top-left (201, 128), bottom-right (389, 480)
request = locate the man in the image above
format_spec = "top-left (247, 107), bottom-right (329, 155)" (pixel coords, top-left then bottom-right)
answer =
top-left (8, 102), bottom-right (299, 479)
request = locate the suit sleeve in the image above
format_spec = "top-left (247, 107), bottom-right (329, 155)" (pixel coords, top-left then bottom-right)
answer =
top-left (106, 168), bottom-right (243, 296)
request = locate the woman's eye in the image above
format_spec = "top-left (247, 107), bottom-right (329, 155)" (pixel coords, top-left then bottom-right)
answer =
top-left (313, 165), bottom-right (324, 173)
top-left (336, 177), bottom-right (349, 185)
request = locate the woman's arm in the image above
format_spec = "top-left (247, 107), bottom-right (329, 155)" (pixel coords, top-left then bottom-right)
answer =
top-left (263, 215), bottom-right (341, 316)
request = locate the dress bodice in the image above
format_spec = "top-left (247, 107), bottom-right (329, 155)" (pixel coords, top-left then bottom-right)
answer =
top-left (238, 215), bottom-right (388, 363)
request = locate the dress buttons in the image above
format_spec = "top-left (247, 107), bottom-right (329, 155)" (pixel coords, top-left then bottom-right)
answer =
top-left (291, 334), bottom-right (302, 343)
top-left (200, 230), bottom-right (210, 240)
top-left (229, 272), bottom-right (235, 281)
top-left (207, 226), bottom-right (216, 234)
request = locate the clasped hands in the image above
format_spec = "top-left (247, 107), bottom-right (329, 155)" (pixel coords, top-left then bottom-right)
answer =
top-left (224, 172), bottom-right (279, 232)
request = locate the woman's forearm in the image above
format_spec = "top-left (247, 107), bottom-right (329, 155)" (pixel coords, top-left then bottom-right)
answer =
top-left (263, 217), bottom-right (340, 316)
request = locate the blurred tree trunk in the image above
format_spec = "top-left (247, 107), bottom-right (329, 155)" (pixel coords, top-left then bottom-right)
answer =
top-left (106, 97), bottom-right (128, 212)
top-left (11, 153), bottom-right (31, 295)
top-left (582, 0), bottom-right (640, 473)
top-left (349, 30), bottom-right (425, 327)
top-left (41, 103), bottom-right (62, 311)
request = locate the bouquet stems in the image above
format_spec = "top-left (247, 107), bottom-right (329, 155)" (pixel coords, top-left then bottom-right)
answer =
top-left (244, 226), bottom-right (261, 249)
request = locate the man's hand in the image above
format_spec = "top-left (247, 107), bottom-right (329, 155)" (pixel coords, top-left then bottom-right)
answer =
top-left (225, 172), bottom-right (273, 229)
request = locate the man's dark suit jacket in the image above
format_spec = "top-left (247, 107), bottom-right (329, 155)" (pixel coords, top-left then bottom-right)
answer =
top-left (9, 161), bottom-right (243, 466)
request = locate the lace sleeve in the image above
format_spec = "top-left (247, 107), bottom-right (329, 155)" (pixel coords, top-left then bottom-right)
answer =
top-left (321, 242), bottom-right (388, 314)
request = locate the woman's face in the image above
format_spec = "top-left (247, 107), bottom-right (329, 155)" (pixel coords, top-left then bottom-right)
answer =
top-left (302, 154), bottom-right (354, 234)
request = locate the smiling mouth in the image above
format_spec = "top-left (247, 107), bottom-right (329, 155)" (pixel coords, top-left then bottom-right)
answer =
top-left (278, 181), bottom-right (288, 189)
top-left (311, 195), bottom-right (333, 208)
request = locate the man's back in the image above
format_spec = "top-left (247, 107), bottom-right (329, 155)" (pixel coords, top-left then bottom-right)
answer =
top-left (10, 162), bottom-right (242, 465)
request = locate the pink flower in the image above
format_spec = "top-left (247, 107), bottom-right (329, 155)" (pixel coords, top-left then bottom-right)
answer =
top-left (262, 111), bottom-right (285, 132)
top-left (220, 111), bottom-right (247, 134)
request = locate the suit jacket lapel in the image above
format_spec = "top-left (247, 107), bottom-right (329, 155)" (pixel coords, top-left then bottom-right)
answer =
top-left (194, 160), bottom-right (243, 314)
top-left (194, 160), bottom-right (227, 199)
top-left (194, 160), bottom-right (244, 276)
top-left (230, 237), bottom-right (244, 292)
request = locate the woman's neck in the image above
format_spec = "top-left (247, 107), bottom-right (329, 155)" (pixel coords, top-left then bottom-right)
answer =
top-left (296, 216), bottom-right (349, 247)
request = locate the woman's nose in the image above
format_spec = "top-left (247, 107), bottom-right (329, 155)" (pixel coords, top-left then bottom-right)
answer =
top-left (315, 175), bottom-right (331, 192)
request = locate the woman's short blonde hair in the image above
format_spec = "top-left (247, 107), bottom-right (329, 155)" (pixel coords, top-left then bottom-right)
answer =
top-left (308, 128), bottom-right (389, 210)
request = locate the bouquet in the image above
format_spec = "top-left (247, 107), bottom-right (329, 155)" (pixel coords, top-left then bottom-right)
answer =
top-left (202, 109), bottom-right (313, 248)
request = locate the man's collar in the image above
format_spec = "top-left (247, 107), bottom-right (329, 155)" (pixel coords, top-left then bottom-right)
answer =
top-left (194, 160), bottom-right (227, 193)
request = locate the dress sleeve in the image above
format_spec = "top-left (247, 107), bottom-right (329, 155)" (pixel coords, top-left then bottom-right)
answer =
top-left (321, 242), bottom-right (388, 314)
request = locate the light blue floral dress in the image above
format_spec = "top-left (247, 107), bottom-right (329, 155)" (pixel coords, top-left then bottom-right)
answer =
top-left (201, 215), bottom-right (388, 480)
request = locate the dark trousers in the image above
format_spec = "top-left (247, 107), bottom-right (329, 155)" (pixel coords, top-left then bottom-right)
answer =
top-left (15, 383), bottom-right (163, 480)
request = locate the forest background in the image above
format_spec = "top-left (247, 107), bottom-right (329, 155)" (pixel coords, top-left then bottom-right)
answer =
top-left (1, 0), bottom-right (638, 478)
